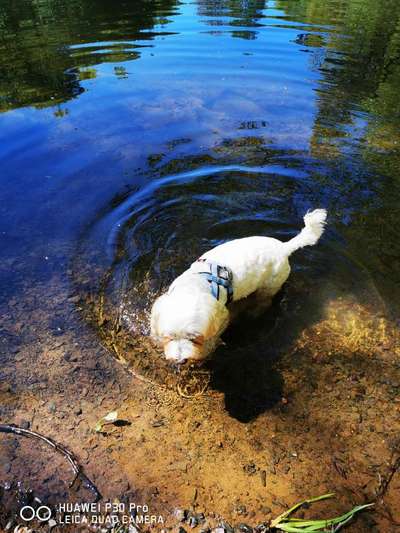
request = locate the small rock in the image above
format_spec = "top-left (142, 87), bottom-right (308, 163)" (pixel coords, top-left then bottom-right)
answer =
top-left (195, 512), bottom-right (206, 524)
top-left (220, 523), bottom-right (234, 533)
top-left (20, 419), bottom-right (30, 429)
top-left (48, 401), bottom-right (56, 413)
top-left (174, 509), bottom-right (187, 522)
top-left (235, 525), bottom-right (253, 533)
top-left (188, 516), bottom-right (198, 528)
top-left (68, 295), bottom-right (81, 303)
top-left (74, 407), bottom-right (83, 416)
top-left (235, 505), bottom-right (247, 516)
top-left (0, 382), bottom-right (12, 393)
top-left (48, 518), bottom-right (57, 529)
top-left (243, 462), bottom-right (257, 475)
top-left (64, 352), bottom-right (79, 362)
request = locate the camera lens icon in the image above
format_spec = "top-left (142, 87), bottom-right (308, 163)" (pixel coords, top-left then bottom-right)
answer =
top-left (20, 505), bottom-right (52, 521)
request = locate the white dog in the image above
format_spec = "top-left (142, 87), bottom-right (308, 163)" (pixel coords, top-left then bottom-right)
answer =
top-left (151, 209), bottom-right (327, 364)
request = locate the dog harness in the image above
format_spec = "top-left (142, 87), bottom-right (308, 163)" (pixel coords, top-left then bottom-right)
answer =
top-left (196, 258), bottom-right (234, 304)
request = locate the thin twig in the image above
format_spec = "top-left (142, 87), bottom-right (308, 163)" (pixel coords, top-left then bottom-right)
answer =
top-left (0, 423), bottom-right (102, 501)
top-left (375, 453), bottom-right (400, 499)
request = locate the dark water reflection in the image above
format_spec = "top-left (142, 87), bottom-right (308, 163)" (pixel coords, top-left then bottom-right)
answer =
top-left (0, 0), bottom-right (178, 111)
top-left (1, 0), bottom-right (400, 414)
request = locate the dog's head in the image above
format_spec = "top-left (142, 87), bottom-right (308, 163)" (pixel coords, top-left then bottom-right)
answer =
top-left (163, 336), bottom-right (205, 364)
top-left (150, 290), bottom-right (229, 365)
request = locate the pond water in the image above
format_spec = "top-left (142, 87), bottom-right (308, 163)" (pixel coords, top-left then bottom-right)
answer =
top-left (1, 0), bottom-right (400, 530)
top-left (1, 0), bottom-right (400, 308)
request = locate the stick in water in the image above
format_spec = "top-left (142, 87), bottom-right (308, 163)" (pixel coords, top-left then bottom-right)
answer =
top-left (0, 423), bottom-right (102, 501)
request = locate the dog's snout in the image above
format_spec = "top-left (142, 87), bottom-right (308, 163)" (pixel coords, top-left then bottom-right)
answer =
top-left (164, 339), bottom-right (197, 364)
top-left (171, 357), bottom-right (189, 372)
top-left (174, 356), bottom-right (190, 369)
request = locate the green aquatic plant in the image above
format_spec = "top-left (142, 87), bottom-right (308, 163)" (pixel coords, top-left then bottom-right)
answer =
top-left (270, 493), bottom-right (373, 532)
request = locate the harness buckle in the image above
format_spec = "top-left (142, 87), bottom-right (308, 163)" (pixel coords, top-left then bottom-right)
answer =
top-left (197, 259), bottom-right (234, 304)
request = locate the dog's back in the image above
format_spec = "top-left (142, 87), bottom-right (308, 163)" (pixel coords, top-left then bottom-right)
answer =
top-left (191, 236), bottom-right (290, 300)
top-left (190, 209), bottom-right (327, 301)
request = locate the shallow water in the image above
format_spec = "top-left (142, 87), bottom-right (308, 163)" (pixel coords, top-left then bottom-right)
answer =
top-left (1, 0), bottom-right (400, 529)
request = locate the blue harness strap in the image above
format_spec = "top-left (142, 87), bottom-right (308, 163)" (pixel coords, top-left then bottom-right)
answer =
top-left (197, 259), bottom-right (234, 304)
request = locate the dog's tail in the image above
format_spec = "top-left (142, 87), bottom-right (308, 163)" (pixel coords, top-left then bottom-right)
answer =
top-left (283, 209), bottom-right (327, 255)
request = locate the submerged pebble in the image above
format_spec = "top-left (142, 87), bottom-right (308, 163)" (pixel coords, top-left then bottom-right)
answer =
top-left (188, 516), bottom-right (198, 528)
top-left (235, 525), bottom-right (253, 533)
top-left (174, 508), bottom-right (188, 522)
top-left (219, 522), bottom-right (234, 533)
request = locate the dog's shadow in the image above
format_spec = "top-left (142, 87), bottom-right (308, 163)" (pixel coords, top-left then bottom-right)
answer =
top-left (206, 285), bottom-right (319, 422)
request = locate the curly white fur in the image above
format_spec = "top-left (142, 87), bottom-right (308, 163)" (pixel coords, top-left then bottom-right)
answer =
top-left (151, 209), bottom-right (327, 364)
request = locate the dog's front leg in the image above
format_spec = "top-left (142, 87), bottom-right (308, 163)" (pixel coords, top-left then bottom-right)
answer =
top-left (247, 288), bottom-right (273, 317)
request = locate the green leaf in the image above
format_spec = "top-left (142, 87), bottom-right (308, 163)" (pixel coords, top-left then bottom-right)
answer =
top-left (271, 493), bottom-right (335, 528)
top-left (270, 493), bottom-right (374, 533)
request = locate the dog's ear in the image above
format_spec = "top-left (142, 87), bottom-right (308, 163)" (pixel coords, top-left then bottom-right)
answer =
top-left (192, 334), bottom-right (205, 346)
top-left (150, 294), bottom-right (168, 339)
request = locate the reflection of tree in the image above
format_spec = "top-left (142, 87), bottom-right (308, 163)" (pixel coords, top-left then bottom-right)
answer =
top-left (276, 0), bottom-right (400, 308)
top-left (361, 17), bottom-right (400, 170)
top-left (197, 0), bottom-right (267, 39)
top-left (276, 0), bottom-right (400, 163)
top-left (0, 0), bottom-right (177, 112)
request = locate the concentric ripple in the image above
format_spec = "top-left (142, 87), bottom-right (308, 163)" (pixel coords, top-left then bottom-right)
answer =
top-left (72, 159), bottom-right (388, 401)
